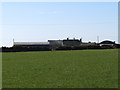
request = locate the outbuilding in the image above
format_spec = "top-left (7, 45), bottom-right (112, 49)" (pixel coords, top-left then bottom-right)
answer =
top-left (99, 40), bottom-right (115, 46)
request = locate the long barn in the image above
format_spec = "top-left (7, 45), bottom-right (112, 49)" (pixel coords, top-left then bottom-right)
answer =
top-left (14, 42), bottom-right (50, 47)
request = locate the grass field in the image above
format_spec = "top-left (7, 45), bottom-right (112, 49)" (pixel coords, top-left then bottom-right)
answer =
top-left (2, 49), bottom-right (118, 88)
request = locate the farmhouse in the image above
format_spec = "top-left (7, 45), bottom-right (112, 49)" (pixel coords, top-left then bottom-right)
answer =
top-left (48, 38), bottom-right (82, 50)
top-left (63, 38), bottom-right (82, 46)
top-left (48, 38), bottom-right (82, 47)
top-left (48, 40), bottom-right (63, 50)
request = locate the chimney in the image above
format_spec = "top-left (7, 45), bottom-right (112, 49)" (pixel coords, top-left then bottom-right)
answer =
top-left (67, 38), bottom-right (69, 40)
top-left (80, 38), bottom-right (82, 42)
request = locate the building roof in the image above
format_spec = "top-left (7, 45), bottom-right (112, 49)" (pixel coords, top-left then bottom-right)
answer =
top-left (63, 39), bottom-right (80, 41)
top-left (14, 42), bottom-right (49, 45)
top-left (63, 38), bottom-right (81, 41)
top-left (100, 40), bottom-right (115, 44)
top-left (48, 40), bottom-right (63, 42)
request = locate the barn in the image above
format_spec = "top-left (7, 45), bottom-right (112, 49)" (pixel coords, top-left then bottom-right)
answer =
top-left (99, 40), bottom-right (115, 46)
top-left (14, 42), bottom-right (50, 47)
top-left (12, 42), bottom-right (50, 51)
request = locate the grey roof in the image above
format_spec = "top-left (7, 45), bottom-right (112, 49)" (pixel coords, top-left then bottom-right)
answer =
top-left (14, 42), bottom-right (49, 45)
top-left (100, 40), bottom-right (115, 44)
top-left (48, 40), bottom-right (63, 42)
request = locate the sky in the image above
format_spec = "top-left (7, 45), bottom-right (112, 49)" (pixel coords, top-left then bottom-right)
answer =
top-left (1, 2), bottom-right (118, 47)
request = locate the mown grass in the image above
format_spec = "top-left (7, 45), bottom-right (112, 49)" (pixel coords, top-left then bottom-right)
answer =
top-left (2, 49), bottom-right (118, 88)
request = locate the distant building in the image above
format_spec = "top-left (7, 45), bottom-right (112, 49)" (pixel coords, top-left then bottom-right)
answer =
top-left (13, 38), bottom-right (117, 51)
top-left (48, 40), bottom-right (63, 50)
top-left (99, 40), bottom-right (115, 46)
top-left (48, 38), bottom-right (83, 50)
top-left (48, 40), bottom-right (63, 46)
top-left (14, 42), bottom-right (50, 47)
top-left (63, 38), bottom-right (82, 46)
top-left (81, 42), bottom-right (96, 46)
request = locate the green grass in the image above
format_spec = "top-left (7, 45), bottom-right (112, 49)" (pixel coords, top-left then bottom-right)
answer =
top-left (2, 49), bottom-right (118, 88)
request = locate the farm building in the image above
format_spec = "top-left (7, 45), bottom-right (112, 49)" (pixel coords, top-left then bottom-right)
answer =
top-left (48, 40), bottom-right (63, 50)
top-left (12, 42), bottom-right (50, 51)
top-left (99, 40), bottom-right (115, 46)
top-left (63, 38), bottom-right (82, 46)
top-left (81, 42), bottom-right (96, 46)
top-left (13, 38), bottom-right (83, 49)
top-left (12, 39), bottom-right (117, 51)
top-left (3, 38), bottom-right (118, 52)
top-left (14, 42), bottom-right (50, 47)
top-left (48, 38), bottom-right (82, 47)
top-left (48, 38), bottom-right (82, 50)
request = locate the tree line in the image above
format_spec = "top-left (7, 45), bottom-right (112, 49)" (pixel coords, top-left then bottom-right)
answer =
top-left (1, 44), bottom-right (120, 52)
